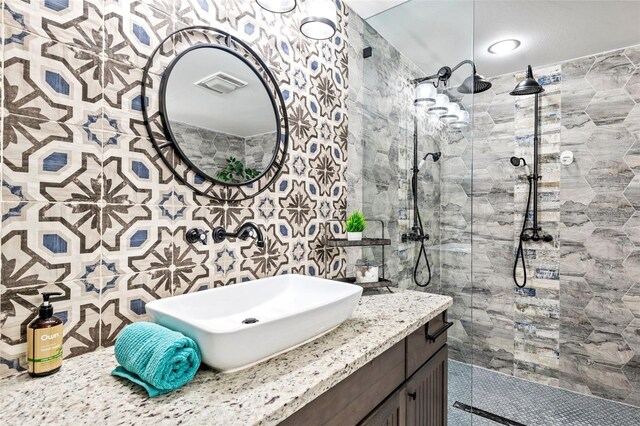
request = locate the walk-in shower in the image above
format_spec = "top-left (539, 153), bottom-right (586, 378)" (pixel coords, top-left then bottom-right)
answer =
top-left (405, 59), bottom-right (492, 287)
top-left (360, 0), bottom-right (640, 423)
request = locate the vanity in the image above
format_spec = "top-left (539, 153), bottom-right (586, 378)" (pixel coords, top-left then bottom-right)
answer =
top-left (0, 291), bottom-right (452, 426)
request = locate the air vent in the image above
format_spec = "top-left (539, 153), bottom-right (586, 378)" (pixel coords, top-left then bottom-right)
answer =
top-left (195, 72), bottom-right (248, 94)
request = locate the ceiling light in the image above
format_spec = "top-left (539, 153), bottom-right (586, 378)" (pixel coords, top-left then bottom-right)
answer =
top-left (450, 110), bottom-right (470, 129)
top-left (488, 39), bottom-right (521, 55)
top-left (427, 94), bottom-right (449, 116)
top-left (415, 83), bottom-right (436, 106)
top-left (256, 0), bottom-right (297, 13)
top-left (440, 103), bottom-right (461, 123)
top-left (300, 0), bottom-right (337, 40)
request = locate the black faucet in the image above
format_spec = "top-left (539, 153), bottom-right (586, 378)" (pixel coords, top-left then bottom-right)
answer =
top-left (213, 222), bottom-right (265, 248)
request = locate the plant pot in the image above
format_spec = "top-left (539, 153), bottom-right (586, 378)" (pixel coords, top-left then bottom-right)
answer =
top-left (347, 232), bottom-right (363, 241)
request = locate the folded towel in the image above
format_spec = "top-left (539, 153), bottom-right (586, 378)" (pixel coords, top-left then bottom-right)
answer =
top-left (111, 322), bottom-right (201, 397)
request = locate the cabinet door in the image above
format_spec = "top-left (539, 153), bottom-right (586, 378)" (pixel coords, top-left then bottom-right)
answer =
top-left (359, 387), bottom-right (406, 426)
top-left (405, 345), bottom-right (448, 426)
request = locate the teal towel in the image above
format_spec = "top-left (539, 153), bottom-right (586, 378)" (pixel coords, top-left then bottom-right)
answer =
top-left (111, 322), bottom-right (201, 397)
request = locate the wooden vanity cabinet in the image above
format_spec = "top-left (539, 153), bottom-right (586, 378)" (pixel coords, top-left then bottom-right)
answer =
top-left (281, 311), bottom-right (450, 426)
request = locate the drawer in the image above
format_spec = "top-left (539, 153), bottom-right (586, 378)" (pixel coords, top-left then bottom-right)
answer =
top-left (405, 311), bottom-right (450, 378)
top-left (280, 340), bottom-right (405, 426)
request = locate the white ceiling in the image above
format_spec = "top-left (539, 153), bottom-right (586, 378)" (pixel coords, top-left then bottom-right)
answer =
top-left (348, 0), bottom-right (640, 81)
top-left (165, 48), bottom-right (276, 138)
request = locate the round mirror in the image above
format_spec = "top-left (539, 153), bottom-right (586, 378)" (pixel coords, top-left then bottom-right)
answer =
top-left (160, 45), bottom-right (280, 185)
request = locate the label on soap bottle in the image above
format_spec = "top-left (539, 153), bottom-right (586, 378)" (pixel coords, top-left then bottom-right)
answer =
top-left (27, 325), bottom-right (63, 374)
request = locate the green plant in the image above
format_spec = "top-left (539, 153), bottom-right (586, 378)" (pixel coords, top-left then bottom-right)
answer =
top-left (346, 211), bottom-right (366, 233)
top-left (217, 156), bottom-right (260, 183)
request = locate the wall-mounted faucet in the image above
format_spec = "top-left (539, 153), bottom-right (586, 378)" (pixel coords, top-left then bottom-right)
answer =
top-left (186, 228), bottom-right (208, 245)
top-left (213, 222), bottom-right (265, 248)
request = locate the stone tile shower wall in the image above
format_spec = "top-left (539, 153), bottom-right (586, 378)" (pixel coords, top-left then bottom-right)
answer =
top-left (456, 46), bottom-right (640, 405)
top-left (0, 0), bottom-right (352, 378)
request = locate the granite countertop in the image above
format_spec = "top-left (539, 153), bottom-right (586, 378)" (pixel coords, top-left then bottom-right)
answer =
top-left (0, 291), bottom-right (452, 426)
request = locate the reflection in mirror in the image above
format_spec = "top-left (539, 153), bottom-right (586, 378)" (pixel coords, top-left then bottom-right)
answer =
top-left (163, 46), bottom-right (278, 184)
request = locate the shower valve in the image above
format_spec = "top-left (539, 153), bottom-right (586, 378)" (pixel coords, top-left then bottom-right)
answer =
top-left (402, 231), bottom-right (429, 243)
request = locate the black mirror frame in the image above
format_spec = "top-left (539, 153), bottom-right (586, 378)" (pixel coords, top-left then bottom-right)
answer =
top-left (141, 26), bottom-right (289, 202)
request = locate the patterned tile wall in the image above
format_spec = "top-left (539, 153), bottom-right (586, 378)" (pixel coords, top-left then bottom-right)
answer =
top-left (0, 0), bottom-right (352, 379)
top-left (455, 46), bottom-right (640, 405)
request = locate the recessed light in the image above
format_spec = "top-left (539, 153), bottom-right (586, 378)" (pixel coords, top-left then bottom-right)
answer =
top-left (488, 39), bottom-right (521, 55)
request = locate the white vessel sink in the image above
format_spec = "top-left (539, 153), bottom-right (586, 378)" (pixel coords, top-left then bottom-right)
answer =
top-left (146, 274), bottom-right (363, 372)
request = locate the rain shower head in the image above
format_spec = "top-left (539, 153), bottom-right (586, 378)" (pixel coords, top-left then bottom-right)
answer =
top-left (510, 65), bottom-right (544, 96)
top-left (458, 73), bottom-right (492, 94)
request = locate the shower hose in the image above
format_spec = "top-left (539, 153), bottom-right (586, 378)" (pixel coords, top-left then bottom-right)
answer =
top-left (513, 176), bottom-right (534, 288)
top-left (411, 175), bottom-right (432, 287)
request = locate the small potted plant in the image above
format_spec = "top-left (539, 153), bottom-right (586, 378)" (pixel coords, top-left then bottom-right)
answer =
top-left (346, 211), bottom-right (366, 241)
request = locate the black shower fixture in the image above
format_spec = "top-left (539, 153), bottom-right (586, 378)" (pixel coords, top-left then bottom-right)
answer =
top-left (411, 60), bottom-right (492, 94)
top-left (510, 65), bottom-right (552, 289)
top-left (510, 65), bottom-right (545, 96)
top-left (401, 101), bottom-right (441, 287)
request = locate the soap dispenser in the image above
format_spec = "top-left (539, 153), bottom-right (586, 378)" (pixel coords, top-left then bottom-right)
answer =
top-left (27, 292), bottom-right (64, 377)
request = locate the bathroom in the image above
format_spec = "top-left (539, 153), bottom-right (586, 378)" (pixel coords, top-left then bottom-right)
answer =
top-left (1, 0), bottom-right (640, 424)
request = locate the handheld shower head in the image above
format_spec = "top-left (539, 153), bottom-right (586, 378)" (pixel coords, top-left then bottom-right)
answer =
top-left (510, 156), bottom-right (531, 176)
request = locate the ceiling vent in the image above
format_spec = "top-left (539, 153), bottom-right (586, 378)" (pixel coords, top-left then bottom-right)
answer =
top-left (195, 72), bottom-right (248, 94)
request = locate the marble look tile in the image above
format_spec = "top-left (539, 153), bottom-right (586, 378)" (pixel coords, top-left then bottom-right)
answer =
top-left (584, 261), bottom-right (635, 300)
top-left (559, 201), bottom-right (595, 243)
top-left (624, 212), bottom-right (640, 245)
top-left (626, 46), bottom-right (640, 66)
top-left (586, 193), bottom-right (635, 227)
top-left (561, 78), bottom-right (595, 115)
top-left (623, 319), bottom-right (640, 354)
top-left (586, 125), bottom-right (636, 161)
top-left (564, 331), bottom-right (634, 367)
top-left (585, 89), bottom-right (635, 126)
top-left (560, 355), bottom-right (634, 402)
top-left (624, 104), bottom-right (640, 141)
top-left (560, 176), bottom-right (596, 205)
top-left (585, 297), bottom-right (634, 334)
top-left (584, 228), bottom-right (634, 263)
top-left (560, 242), bottom-right (594, 277)
top-left (624, 175), bottom-right (640, 209)
top-left (560, 305), bottom-right (595, 342)
top-left (623, 354), bottom-right (640, 388)
top-left (585, 160), bottom-right (634, 193)
top-left (624, 251), bottom-right (640, 283)
top-left (586, 52), bottom-right (636, 91)
top-left (623, 284), bottom-right (640, 318)
top-left (625, 68), bottom-right (640, 103)
top-left (563, 56), bottom-right (596, 80)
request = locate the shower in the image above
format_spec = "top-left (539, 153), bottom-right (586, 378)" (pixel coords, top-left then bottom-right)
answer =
top-left (402, 138), bottom-right (440, 287)
top-left (405, 59), bottom-right (491, 287)
top-left (510, 65), bottom-right (553, 288)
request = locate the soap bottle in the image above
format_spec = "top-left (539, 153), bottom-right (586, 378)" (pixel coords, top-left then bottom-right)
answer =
top-left (27, 292), bottom-right (64, 377)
